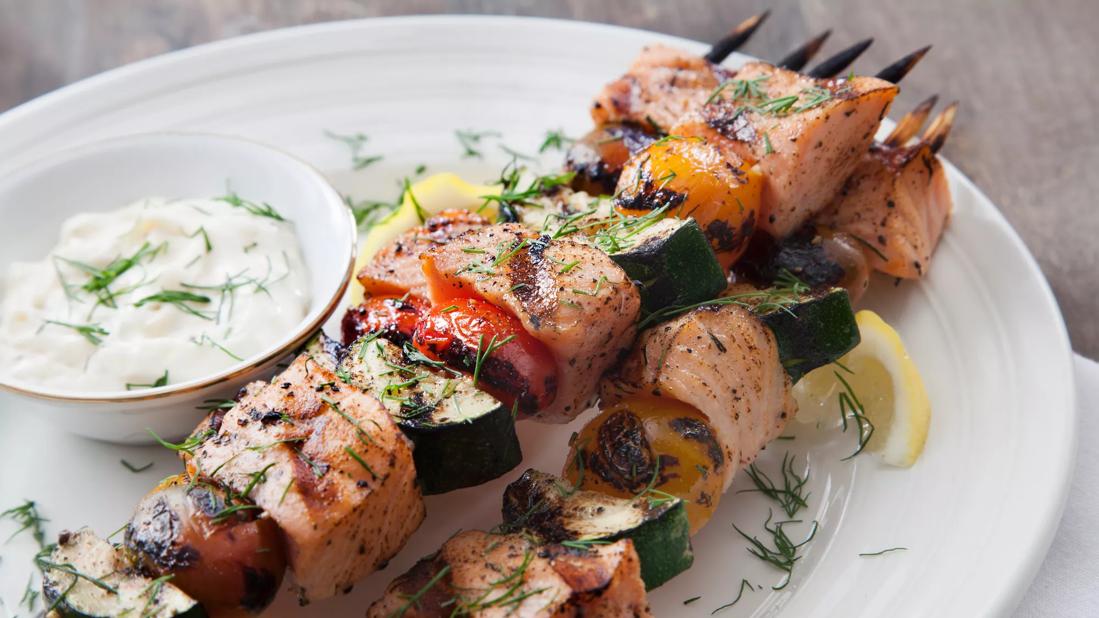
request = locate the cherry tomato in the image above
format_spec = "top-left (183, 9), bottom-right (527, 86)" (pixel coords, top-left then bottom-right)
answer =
top-left (340, 294), bottom-right (428, 346)
top-left (126, 475), bottom-right (287, 615)
top-left (412, 297), bottom-right (557, 414)
top-left (563, 396), bottom-right (726, 534)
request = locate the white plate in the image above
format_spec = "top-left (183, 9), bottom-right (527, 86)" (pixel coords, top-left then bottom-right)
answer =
top-left (0, 16), bottom-right (1075, 618)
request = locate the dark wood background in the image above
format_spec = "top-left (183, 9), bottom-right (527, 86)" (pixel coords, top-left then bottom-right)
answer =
top-left (2, 0), bottom-right (1096, 356)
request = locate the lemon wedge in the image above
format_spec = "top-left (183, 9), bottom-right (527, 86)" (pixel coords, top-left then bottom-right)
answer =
top-left (350, 173), bottom-right (500, 302)
top-left (792, 310), bottom-right (931, 467)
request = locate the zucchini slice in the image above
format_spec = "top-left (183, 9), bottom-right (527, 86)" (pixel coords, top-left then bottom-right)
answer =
top-left (610, 218), bottom-right (726, 314)
top-left (339, 335), bottom-right (522, 495)
top-left (41, 528), bottom-right (204, 618)
top-left (759, 288), bottom-right (861, 382)
top-left (501, 469), bottom-right (693, 590)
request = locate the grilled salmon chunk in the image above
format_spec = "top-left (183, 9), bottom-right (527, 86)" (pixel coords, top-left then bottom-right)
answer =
top-left (367, 531), bottom-right (651, 617)
top-left (816, 140), bottom-right (952, 279)
top-left (186, 352), bottom-right (425, 602)
top-left (675, 62), bottom-right (898, 238)
top-left (422, 223), bottom-right (641, 423)
top-left (603, 305), bottom-right (794, 489)
top-left (591, 44), bottom-right (730, 130)
top-left (358, 209), bottom-right (491, 298)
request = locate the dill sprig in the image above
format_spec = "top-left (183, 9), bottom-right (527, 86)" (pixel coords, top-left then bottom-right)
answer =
top-left (479, 160), bottom-right (574, 222)
top-left (197, 398), bottom-right (236, 412)
top-left (57, 241), bottom-right (161, 308)
top-left (217, 191), bottom-right (285, 221)
top-left (392, 564), bottom-right (451, 617)
top-left (706, 75), bottom-right (835, 117)
top-left (455, 129), bottom-right (502, 158)
top-left (733, 511), bottom-right (818, 590)
top-left (711, 579), bottom-right (756, 614)
top-left (539, 129), bottom-right (574, 152)
top-left (637, 271), bottom-right (808, 330)
top-left (859, 546), bottom-right (908, 557)
top-left (148, 428), bottom-right (213, 455)
top-left (738, 452), bottom-right (810, 518)
top-left (834, 363), bottom-right (875, 459)
top-left (135, 289), bottom-right (214, 320)
top-left (345, 194), bottom-right (400, 230)
top-left (471, 333), bottom-right (516, 386)
top-left (324, 130), bottom-right (384, 169)
top-left (43, 320), bottom-right (109, 345)
top-left (2, 500), bottom-right (48, 548)
top-left (125, 369), bottom-right (169, 391)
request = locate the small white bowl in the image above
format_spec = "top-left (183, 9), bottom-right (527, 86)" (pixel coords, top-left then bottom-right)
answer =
top-left (0, 133), bottom-right (356, 443)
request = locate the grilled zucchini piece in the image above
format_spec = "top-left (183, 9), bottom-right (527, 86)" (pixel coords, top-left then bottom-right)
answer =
top-left (339, 335), bottom-right (522, 494)
top-left (41, 528), bottom-right (204, 618)
top-left (501, 469), bottom-right (693, 590)
top-left (758, 288), bottom-right (860, 382)
top-left (610, 217), bottom-right (727, 314)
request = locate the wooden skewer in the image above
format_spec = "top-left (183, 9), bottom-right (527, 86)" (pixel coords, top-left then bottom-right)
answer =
top-left (875, 45), bottom-right (932, 83)
top-left (922, 102), bottom-right (958, 153)
top-left (704, 10), bottom-right (770, 63)
top-left (884, 95), bottom-right (939, 147)
top-left (806, 38), bottom-right (874, 78)
top-left (776, 30), bottom-right (833, 71)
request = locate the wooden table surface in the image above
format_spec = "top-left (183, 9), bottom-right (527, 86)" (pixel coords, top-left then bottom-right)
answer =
top-left (1, 0), bottom-right (1096, 357)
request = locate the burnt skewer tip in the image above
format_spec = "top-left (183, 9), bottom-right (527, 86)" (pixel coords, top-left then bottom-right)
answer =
top-left (776, 29), bottom-right (833, 71)
top-left (704, 10), bottom-right (771, 63)
top-left (875, 45), bottom-right (932, 83)
top-left (806, 38), bottom-right (874, 78)
top-left (884, 94), bottom-right (939, 147)
top-left (923, 102), bottom-right (958, 153)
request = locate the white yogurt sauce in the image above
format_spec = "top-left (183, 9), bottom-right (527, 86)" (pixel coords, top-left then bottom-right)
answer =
top-left (0, 196), bottom-right (310, 392)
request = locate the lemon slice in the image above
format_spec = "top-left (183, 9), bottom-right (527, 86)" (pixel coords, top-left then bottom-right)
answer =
top-left (350, 173), bottom-right (500, 302)
top-left (792, 310), bottom-right (931, 467)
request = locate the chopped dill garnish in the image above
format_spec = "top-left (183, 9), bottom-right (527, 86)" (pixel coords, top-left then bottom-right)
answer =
top-left (2, 500), bottom-right (48, 547)
top-left (637, 270), bottom-right (808, 330)
top-left (42, 320), bottom-right (109, 345)
top-left (188, 226), bottom-right (212, 252)
top-left (135, 289), bottom-right (213, 320)
top-left (738, 452), bottom-right (810, 518)
top-left (859, 546), bottom-right (908, 557)
top-left (835, 363), bottom-right (875, 459)
top-left (539, 129), bottom-right (574, 152)
top-left (683, 596), bottom-right (701, 605)
top-left (455, 129), bottom-right (502, 158)
top-left (57, 241), bottom-right (161, 308)
top-left (148, 428), bottom-right (212, 455)
top-left (499, 144), bottom-right (536, 161)
top-left (733, 511), bottom-right (818, 590)
top-left (217, 191), bottom-right (285, 221)
top-left (190, 333), bottom-right (243, 361)
top-left (323, 129), bottom-right (384, 169)
top-left (125, 369), bottom-right (169, 391)
top-left (711, 579), bottom-right (755, 614)
top-left (197, 398), bottom-right (236, 412)
top-left (471, 333), bottom-right (516, 386)
top-left (392, 564), bottom-right (451, 616)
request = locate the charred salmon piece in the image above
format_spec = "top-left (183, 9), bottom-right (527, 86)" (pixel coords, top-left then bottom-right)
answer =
top-left (696, 62), bottom-right (898, 238)
top-left (421, 223), bottom-right (641, 423)
top-left (367, 531), bottom-right (652, 617)
top-left (358, 209), bottom-right (491, 298)
top-left (187, 352), bottom-right (425, 603)
top-left (591, 44), bottom-right (732, 130)
top-left (602, 304), bottom-right (794, 490)
top-left (817, 137), bottom-right (953, 280)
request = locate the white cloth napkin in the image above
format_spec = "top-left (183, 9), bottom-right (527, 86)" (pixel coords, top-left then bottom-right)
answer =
top-left (1014, 354), bottom-right (1099, 617)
